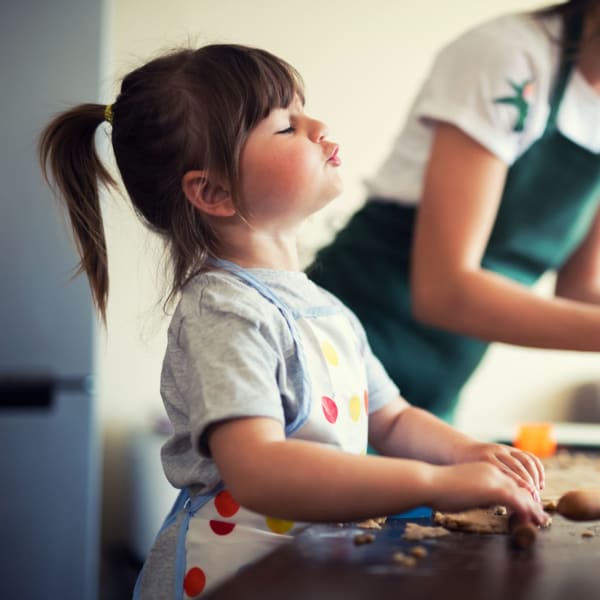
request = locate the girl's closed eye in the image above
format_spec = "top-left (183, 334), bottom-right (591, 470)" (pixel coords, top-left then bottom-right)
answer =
top-left (277, 126), bottom-right (294, 134)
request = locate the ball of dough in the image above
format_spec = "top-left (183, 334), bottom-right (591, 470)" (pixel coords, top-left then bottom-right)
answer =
top-left (556, 489), bottom-right (600, 521)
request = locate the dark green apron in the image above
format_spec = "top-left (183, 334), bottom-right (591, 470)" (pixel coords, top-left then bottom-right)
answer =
top-left (309, 13), bottom-right (600, 422)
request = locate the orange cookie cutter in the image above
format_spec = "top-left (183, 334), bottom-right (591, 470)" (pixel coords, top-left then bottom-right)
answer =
top-left (513, 422), bottom-right (557, 458)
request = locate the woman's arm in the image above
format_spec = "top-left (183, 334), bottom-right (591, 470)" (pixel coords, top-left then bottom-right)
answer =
top-left (411, 122), bottom-right (600, 351)
top-left (208, 416), bottom-right (548, 525)
top-left (555, 203), bottom-right (600, 303)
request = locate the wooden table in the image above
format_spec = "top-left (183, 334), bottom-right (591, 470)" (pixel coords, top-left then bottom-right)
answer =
top-left (205, 508), bottom-right (600, 599)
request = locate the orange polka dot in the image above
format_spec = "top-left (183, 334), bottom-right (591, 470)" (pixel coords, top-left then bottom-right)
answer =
top-left (214, 490), bottom-right (239, 518)
top-left (364, 390), bottom-right (369, 415)
top-left (184, 567), bottom-right (206, 597)
top-left (265, 516), bottom-right (295, 534)
top-left (321, 395), bottom-right (338, 424)
top-left (209, 520), bottom-right (236, 535)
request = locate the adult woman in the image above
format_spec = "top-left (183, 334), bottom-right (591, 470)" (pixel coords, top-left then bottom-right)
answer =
top-left (309, 0), bottom-right (600, 422)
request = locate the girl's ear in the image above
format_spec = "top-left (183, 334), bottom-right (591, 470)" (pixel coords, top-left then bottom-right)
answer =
top-left (181, 170), bottom-right (236, 217)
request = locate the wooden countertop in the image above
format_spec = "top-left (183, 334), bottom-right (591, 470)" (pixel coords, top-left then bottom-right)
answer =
top-left (205, 511), bottom-right (600, 599)
top-left (205, 447), bottom-right (600, 599)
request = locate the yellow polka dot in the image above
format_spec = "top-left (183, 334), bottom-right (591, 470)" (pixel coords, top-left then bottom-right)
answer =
top-left (265, 517), bottom-right (295, 534)
top-left (349, 395), bottom-right (361, 422)
top-left (321, 340), bottom-right (339, 366)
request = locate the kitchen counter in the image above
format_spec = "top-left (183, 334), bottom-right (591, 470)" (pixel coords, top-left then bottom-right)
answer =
top-left (205, 513), bottom-right (600, 600)
top-left (205, 445), bottom-right (600, 600)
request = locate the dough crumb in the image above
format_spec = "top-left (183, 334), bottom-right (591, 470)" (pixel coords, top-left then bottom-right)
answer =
top-left (581, 530), bottom-right (595, 538)
top-left (409, 545), bottom-right (428, 558)
top-left (353, 532), bottom-right (376, 545)
top-left (494, 505), bottom-right (508, 516)
top-left (356, 516), bottom-right (387, 529)
top-left (403, 522), bottom-right (450, 541)
top-left (542, 499), bottom-right (558, 512)
top-left (392, 552), bottom-right (417, 567)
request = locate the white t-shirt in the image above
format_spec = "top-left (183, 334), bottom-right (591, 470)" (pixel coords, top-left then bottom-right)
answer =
top-left (366, 12), bottom-right (600, 206)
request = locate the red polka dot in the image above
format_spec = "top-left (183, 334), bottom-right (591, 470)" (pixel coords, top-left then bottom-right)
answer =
top-left (209, 520), bottom-right (236, 535)
top-left (214, 490), bottom-right (239, 517)
top-left (364, 390), bottom-right (369, 415)
top-left (184, 566), bottom-right (206, 596)
top-left (322, 396), bottom-right (338, 424)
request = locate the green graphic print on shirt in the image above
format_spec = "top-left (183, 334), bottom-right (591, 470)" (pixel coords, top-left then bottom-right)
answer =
top-left (494, 79), bottom-right (535, 132)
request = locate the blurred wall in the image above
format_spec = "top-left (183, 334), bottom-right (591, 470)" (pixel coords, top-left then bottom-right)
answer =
top-left (98, 0), bottom-right (600, 544)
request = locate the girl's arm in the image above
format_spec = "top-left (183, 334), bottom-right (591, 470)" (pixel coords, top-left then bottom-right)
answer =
top-left (411, 122), bottom-right (600, 351)
top-left (208, 416), bottom-right (548, 525)
top-left (368, 397), bottom-right (544, 498)
top-left (555, 203), bottom-right (600, 304)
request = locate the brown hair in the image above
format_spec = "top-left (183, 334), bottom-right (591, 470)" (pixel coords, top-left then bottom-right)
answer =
top-left (536, 0), bottom-right (600, 53)
top-left (39, 44), bottom-right (304, 321)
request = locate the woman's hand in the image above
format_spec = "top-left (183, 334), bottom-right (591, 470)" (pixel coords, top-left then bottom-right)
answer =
top-left (429, 462), bottom-right (549, 526)
top-left (453, 442), bottom-right (545, 501)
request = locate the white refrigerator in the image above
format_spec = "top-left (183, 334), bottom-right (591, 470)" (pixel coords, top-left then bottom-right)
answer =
top-left (0, 0), bottom-right (105, 598)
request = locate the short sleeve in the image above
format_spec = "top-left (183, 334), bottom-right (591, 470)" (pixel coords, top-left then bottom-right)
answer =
top-left (175, 283), bottom-right (290, 456)
top-left (415, 18), bottom-right (550, 164)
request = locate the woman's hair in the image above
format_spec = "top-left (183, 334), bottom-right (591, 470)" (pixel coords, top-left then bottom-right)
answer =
top-left (536, 0), bottom-right (600, 52)
top-left (39, 44), bottom-right (304, 321)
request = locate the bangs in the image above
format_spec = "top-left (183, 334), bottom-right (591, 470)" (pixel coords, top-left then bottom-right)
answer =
top-left (233, 47), bottom-right (305, 131)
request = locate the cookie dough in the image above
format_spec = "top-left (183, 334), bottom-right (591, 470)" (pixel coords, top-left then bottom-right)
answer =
top-left (356, 517), bottom-right (387, 530)
top-left (403, 522), bottom-right (450, 541)
top-left (353, 532), bottom-right (376, 545)
top-left (556, 489), bottom-right (600, 521)
top-left (433, 507), bottom-right (510, 534)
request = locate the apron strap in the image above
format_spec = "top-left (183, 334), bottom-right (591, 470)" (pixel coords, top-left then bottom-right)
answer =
top-left (133, 487), bottom-right (194, 600)
top-left (546, 9), bottom-right (584, 129)
top-left (205, 257), bottom-right (312, 434)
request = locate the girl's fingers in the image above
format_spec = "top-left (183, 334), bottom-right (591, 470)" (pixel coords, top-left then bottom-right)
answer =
top-left (494, 454), bottom-right (539, 500)
top-left (521, 451), bottom-right (545, 490)
top-left (508, 451), bottom-right (542, 490)
top-left (507, 484), bottom-right (548, 526)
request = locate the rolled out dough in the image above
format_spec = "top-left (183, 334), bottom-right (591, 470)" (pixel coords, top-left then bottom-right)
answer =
top-left (433, 507), bottom-right (510, 534)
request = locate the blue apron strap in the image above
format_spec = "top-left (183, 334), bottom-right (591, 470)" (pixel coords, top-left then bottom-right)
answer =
top-left (173, 483), bottom-right (225, 599)
top-left (132, 488), bottom-right (191, 600)
top-left (133, 484), bottom-right (225, 600)
top-left (207, 257), bottom-right (311, 434)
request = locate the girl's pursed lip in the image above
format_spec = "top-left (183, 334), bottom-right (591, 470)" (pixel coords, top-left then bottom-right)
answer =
top-left (327, 145), bottom-right (341, 166)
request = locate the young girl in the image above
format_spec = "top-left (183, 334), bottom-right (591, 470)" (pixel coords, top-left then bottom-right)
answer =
top-left (39, 44), bottom-right (548, 599)
top-left (309, 0), bottom-right (600, 423)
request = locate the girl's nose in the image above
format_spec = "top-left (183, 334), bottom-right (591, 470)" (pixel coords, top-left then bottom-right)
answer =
top-left (310, 119), bottom-right (328, 143)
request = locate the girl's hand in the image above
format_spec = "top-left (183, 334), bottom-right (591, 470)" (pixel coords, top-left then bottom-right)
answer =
top-left (430, 462), bottom-right (549, 526)
top-left (453, 442), bottom-right (544, 501)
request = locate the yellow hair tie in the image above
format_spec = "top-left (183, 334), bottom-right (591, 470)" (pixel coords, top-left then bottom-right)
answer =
top-left (104, 104), bottom-right (114, 124)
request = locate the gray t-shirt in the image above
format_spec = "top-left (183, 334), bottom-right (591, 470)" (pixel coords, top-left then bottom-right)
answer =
top-left (160, 267), bottom-right (399, 494)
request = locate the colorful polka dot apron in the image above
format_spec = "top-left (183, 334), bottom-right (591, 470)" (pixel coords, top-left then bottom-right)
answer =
top-left (136, 258), bottom-right (370, 598)
top-left (309, 11), bottom-right (600, 422)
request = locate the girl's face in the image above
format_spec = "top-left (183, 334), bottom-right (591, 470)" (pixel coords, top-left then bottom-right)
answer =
top-left (238, 96), bottom-right (343, 229)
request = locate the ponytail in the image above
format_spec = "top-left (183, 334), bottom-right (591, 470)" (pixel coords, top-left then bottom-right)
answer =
top-left (39, 103), bottom-right (116, 322)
